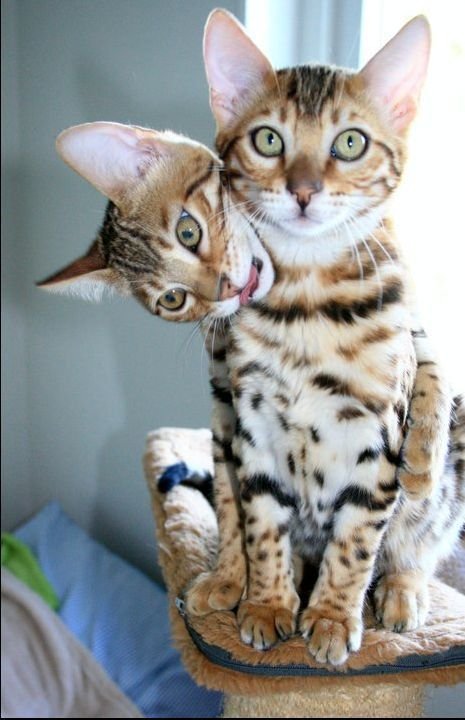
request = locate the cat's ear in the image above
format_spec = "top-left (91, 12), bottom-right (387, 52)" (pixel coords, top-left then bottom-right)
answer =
top-left (361, 16), bottom-right (431, 132)
top-left (36, 239), bottom-right (121, 301)
top-left (203, 9), bottom-right (275, 129)
top-left (56, 122), bottom-right (171, 204)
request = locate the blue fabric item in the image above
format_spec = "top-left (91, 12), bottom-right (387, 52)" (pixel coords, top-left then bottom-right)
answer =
top-left (158, 462), bottom-right (189, 493)
top-left (15, 502), bottom-right (222, 719)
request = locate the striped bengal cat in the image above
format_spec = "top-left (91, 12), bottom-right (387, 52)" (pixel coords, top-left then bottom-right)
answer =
top-left (199, 11), bottom-right (464, 664)
top-left (39, 119), bottom-right (463, 665)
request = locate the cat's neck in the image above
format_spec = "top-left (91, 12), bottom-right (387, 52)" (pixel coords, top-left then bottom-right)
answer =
top-left (253, 213), bottom-right (404, 311)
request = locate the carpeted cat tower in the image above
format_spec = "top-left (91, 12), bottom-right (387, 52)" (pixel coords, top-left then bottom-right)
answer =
top-left (144, 428), bottom-right (465, 718)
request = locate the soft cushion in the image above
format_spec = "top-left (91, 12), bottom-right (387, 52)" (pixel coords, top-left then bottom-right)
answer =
top-left (144, 427), bottom-right (465, 695)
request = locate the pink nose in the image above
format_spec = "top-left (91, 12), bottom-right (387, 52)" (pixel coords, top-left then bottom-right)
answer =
top-left (219, 274), bottom-right (241, 301)
top-left (287, 180), bottom-right (323, 211)
top-left (294, 187), bottom-right (313, 210)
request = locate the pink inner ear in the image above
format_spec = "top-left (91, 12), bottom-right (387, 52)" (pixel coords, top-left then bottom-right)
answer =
top-left (133, 140), bottom-right (169, 178)
top-left (390, 97), bottom-right (418, 130)
top-left (203, 9), bottom-right (274, 127)
top-left (56, 122), bottom-right (169, 202)
top-left (360, 16), bottom-right (431, 132)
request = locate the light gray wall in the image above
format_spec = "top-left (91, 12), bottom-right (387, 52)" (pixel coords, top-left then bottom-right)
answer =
top-left (1, 0), bottom-right (34, 530)
top-left (1, 0), bottom-right (244, 581)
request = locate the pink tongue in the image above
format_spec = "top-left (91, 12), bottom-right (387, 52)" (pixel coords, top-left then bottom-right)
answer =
top-left (239, 265), bottom-right (259, 306)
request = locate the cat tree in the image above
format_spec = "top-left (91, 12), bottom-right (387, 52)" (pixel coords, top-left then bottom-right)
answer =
top-left (144, 427), bottom-right (465, 718)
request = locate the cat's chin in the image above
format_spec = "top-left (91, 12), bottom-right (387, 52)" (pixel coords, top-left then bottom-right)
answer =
top-left (277, 215), bottom-right (330, 239)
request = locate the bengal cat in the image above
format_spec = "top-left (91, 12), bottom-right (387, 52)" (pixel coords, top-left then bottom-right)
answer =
top-left (200, 10), bottom-right (463, 663)
top-left (38, 123), bottom-right (272, 616)
top-left (38, 113), bottom-right (463, 665)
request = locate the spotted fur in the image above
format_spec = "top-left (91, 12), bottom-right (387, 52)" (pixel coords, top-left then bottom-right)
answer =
top-left (39, 18), bottom-right (463, 665)
top-left (37, 123), bottom-right (275, 615)
top-left (203, 10), bottom-right (464, 664)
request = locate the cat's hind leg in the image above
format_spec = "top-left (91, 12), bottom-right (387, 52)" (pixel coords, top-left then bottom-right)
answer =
top-left (375, 399), bottom-right (465, 631)
top-left (374, 569), bottom-right (429, 631)
top-left (398, 327), bottom-right (452, 500)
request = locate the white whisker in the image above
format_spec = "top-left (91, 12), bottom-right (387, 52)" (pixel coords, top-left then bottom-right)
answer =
top-left (368, 231), bottom-right (395, 264)
top-left (200, 316), bottom-right (215, 380)
top-left (181, 319), bottom-right (203, 358)
top-left (344, 218), bottom-right (364, 290)
top-left (359, 232), bottom-right (383, 308)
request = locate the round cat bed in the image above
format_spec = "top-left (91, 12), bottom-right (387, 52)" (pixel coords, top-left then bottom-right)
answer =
top-left (144, 427), bottom-right (465, 718)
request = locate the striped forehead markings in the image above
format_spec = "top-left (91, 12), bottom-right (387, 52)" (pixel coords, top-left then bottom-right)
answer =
top-left (184, 164), bottom-right (218, 200)
top-left (219, 135), bottom-right (241, 163)
top-left (280, 66), bottom-right (339, 118)
top-left (98, 201), bottom-right (120, 264)
top-left (218, 66), bottom-right (344, 163)
top-left (100, 202), bottom-right (169, 280)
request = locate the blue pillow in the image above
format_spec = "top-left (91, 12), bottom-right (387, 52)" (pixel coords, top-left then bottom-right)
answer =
top-left (15, 501), bottom-right (222, 719)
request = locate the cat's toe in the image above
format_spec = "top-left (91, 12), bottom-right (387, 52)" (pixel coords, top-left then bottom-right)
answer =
top-left (237, 600), bottom-right (297, 650)
top-left (374, 572), bottom-right (429, 632)
top-left (300, 608), bottom-right (362, 666)
top-left (186, 570), bottom-right (244, 616)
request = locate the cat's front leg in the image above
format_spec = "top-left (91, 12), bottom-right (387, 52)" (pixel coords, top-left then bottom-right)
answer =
top-left (186, 331), bottom-right (246, 616)
top-left (398, 326), bottom-right (452, 500)
top-left (300, 457), bottom-right (399, 665)
top-left (235, 438), bottom-right (300, 649)
top-left (185, 450), bottom-right (245, 615)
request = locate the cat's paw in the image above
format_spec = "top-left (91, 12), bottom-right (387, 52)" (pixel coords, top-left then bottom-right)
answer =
top-left (237, 598), bottom-right (298, 650)
top-left (374, 573), bottom-right (429, 632)
top-left (398, 466), bottom-right (434, 501)
top-left (299, 608), bottom-right (362, 666)
top-left (185, 570), bottom-right (244, 616)
top-left (399, 421), bottom-right (442, 500)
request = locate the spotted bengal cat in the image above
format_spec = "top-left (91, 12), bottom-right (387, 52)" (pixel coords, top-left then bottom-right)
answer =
top-left (198, 10), bottom-right (463, 664)
top-left (39, 112), bottom-right (463, 665)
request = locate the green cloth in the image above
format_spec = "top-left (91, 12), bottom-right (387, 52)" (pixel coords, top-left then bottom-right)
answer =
top-left (1, 532), bottom-right (59, 610)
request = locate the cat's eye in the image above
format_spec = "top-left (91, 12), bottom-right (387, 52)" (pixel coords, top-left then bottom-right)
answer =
top-left (331, 129), bottom-right (368, 162)
top-left (252, 127), bottom-right (284, 157)
top-left (176, 212), bottom-right (202, 252)
top-left (158, 288), bottom-right (186, 311)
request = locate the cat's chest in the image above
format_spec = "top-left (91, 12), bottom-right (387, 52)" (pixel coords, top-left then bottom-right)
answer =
top-left (229, 303), bottom-right (412, 417)
top-left (226, 281), bottom-right (414, 498)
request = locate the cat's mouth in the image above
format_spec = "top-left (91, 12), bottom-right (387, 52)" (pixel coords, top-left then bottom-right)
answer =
top-left (292, 209), bottom-right (325, 226)
top-left (277, 209), bottom-right (331, 238)
top-left (239, 257), bottom-right (262, 305)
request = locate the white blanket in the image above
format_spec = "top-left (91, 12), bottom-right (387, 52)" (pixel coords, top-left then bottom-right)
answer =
top-left (1, 568), bottom-right (143, 719)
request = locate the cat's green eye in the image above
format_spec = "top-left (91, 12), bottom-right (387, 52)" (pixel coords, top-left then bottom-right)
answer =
top-left (252, 127), bottom-right (284, 157)
top-left (331, 129), bottom-right (368, 162)
top-left (158, 288), bottom-right (186, 311)
top-left (176, 212), bottom-right (202, 251)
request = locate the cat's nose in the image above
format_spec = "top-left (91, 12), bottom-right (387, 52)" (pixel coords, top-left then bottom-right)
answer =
top-left (287, 181), bottom-right (323, 211)
top-left (218, 274), bottom-right (241, 301)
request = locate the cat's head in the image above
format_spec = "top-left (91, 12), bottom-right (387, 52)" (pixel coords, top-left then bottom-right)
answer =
top-left (204, 11), bottom-right (430, 250)
top-left (38, 122), bottom-right (273, 321)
